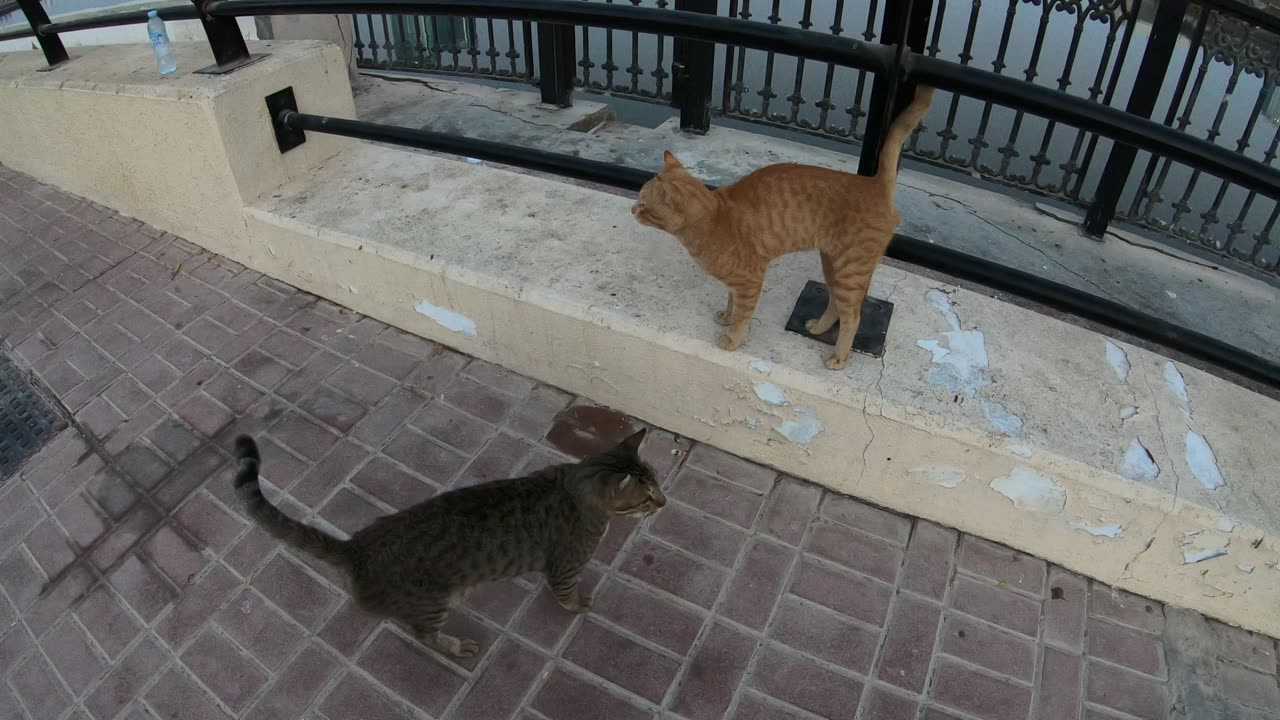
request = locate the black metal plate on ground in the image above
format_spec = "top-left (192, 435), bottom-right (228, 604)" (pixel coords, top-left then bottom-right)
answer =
top-left (784, 280), bottom-right (895, 358)
top-left (0, 353), bottom-right (67, 482)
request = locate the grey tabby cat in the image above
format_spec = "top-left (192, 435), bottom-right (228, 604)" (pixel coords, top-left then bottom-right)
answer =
top-left (232, 428), bottom-right (664, 658)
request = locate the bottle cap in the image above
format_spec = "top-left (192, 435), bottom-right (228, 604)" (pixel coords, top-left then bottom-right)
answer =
top-left (147, 9), bottom-right (158, 17)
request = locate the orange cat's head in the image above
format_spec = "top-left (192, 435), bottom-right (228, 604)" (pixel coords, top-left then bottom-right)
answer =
top-left (631, 151), bottom-right (713, 232)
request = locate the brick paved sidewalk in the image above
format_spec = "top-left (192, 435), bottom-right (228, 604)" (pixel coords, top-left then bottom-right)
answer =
top-left (1, 163), bottom-right (1278, 720)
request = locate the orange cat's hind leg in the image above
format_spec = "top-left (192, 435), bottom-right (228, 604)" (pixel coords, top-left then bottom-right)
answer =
top-left (826, 260), bottom-right (874, 370)
top-left (718, 274), bottom-right (764, 351)
top-left (714, 289), bottom-right (733, 326)
top-left (805, 252), bottom-right (840, 335)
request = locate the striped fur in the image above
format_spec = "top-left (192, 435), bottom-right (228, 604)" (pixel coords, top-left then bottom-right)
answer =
top-left (632, 85), bottom-right (936, 369)
top-left (234, 436), bottom-right (350, 564)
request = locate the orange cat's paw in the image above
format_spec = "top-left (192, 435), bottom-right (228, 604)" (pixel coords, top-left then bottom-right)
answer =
top-left (825, 354), bottom-right (848, 370)
top-left (714, 310), bottom-right (732, 326)
top-left (718, 334), bottom-right (742, 351)
top-left (805, 317), bottom-right (835, 335)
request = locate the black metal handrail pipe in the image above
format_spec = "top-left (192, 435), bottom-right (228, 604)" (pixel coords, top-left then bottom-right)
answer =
top-left (277, 109), bottom-right (1280, 390)
top-left (11, 0), bottom-right (1272, 203)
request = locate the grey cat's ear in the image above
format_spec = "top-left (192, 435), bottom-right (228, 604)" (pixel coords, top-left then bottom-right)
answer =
top-left (617, 427), bottom-right (647, 455)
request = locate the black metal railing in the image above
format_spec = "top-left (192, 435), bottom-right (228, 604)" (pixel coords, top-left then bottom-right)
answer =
top-left (3, 0), bottom-right (1280, 390)
top-left (329, 0), bottom-right (1280, 273)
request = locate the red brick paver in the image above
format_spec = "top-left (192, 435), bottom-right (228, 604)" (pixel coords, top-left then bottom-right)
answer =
top-left (2, 165), bottom-right (1279, 720)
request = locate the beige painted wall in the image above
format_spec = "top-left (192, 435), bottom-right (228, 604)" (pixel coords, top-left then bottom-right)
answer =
top-left (0, 41), bottom-right (353, 259)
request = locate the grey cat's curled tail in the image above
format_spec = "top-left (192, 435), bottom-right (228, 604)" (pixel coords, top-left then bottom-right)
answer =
top-left (234, 435), bottom-right (351, 565)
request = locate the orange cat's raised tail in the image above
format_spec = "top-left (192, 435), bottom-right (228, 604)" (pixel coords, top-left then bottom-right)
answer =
top-left (874, 85), bottom-right (936, 198)
top-left (633, 84), bottom-right (936, 370)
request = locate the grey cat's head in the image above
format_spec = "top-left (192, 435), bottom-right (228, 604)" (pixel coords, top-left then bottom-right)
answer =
top-left (573, 428), bottom-right (666, 517)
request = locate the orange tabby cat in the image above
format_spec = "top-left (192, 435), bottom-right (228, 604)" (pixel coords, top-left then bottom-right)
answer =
top-left (632, 85), bottom-right (935, 369)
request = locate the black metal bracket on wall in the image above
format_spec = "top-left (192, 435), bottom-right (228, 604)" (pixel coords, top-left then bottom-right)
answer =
top-left (16, 0), bottom-right (69, 69)
top-left (1082, 0), bottom-right (1191, 237)
top-left (191, 0), bottom-right (267, 74)
top-left (536, 22), bottom-right (574, 107)
top-left (671, 0), bottom-right (716, 134)
top-left (266, 87), bottom-right (305, 153)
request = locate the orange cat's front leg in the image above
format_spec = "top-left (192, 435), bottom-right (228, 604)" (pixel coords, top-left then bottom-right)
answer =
top-left (714, 289), bottom-right (733, 326)
top-left (718, 278), bottom-right (762, 351)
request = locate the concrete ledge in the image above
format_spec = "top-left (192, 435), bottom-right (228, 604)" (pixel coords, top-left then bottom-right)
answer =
top-left (235, 142), bottom-right (1280, 637)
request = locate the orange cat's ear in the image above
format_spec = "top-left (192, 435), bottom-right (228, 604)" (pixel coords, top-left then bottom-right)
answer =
top-left (662, 151), bottom-right (684, 170)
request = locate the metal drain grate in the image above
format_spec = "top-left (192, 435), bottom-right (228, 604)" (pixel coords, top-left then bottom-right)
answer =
top-left (0, 352), bottom-right (67, 482)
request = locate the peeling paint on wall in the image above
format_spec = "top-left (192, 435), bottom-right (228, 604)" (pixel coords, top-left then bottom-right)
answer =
top-left (1007, 441), bottom-right (1035, 458)
top-left (750, 360), bottom-right (775, 375)
top-left (753, 382), bottom-right (788, 406)
top-left (1119, 406), bottom-right (1138, 422)
top-left (775, 406), bottom-right (823, 445)
top-left (1183, 548), bottom-right (1228, 564)
top-left (414, 299), bottom-right (478, 337)
top-left (1238, 564), bottom-right (1255, 574)
top-left (1216, 516), bottom-right (1238, 533)
top-left (1120, 438), bottom-right (1160, 483)
top-left (1164, 362), bottom-right (1190, 405)
top-left (911, 465), bottom-right (967, 489)
top-left (991, 467), bottom-right (1067, 514)
top-left (1068, 521), bottom-right (1124, 538)
top-left (1105, 341), bottom-right (1130, 382)
top-left (918, 291), bottom-right (989, 396)
top-left (981, 400), bottom-right (1024, 437)
top-left (1185, 432), bottom-right (1225, 491)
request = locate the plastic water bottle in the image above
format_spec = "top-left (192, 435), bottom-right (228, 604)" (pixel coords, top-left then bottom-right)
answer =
top-left (147, 10), bottom-right (176, 75)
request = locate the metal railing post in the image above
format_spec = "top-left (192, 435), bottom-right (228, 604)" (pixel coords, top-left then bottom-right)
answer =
top-left (536, 21), bottom-right (574, 107)
top-left (16, 0), bottom-right (69, 69)
top-left (672, 0), bottom-right (716, 133)
top-left (1083, 0), bottom-right (1191, 237)
top-left (190, 0), bottom-right (262, 74)
top-left (858, 0), bottom-right (932, 177)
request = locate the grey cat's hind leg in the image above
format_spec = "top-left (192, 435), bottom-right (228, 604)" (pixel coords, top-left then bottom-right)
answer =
top-left (405, 595), bottom-right (480, 658)
top-left (547, 565), bottom-right (592, 613)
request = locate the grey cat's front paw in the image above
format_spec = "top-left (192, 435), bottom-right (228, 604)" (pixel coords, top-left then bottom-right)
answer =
top-left (559, 593), bottom-right (593, 614)
top-left (454, 637), bottom-right (480, 658)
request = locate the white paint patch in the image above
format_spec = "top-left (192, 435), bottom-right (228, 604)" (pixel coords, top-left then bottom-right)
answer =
top-left (1183, 548), bottom-right (1228, 564)
top-left (1007, 441), bottom-right (1035, 458)
top-left (750, 360), bottom-right (775, 375)
top-left (1216, 516), bottom-right (1238, 533)
top-left (1105, 341), bottom-right (1130, 382)
top-left (1163, 362), bottom-right (1189, 404)
top-left (1184, 432), bottom-right (1225, 491)
top-left (465, 157), bottom-right (484, 164)
top-left (1238, 564), bottom-right (1255, 574)
top-left (775, 406), bottom-right (824, 445)
top-left (911, 465), bottom-right (967, 489)
top-left (1119, 438), bottom-right (1160, 483)
top-left (414, 299), bottom-right (478, 337)
top-left (927, 289), bottom-right (962, 331)
top-left (917, 330), bottom-right (990, 396)
top-left (982, 400), bottom-right (1023, 437)
top-left (1119, 406), bottom-right (1138, 422)
top-left (1068, 522), bottom-right (1124, 538)
top-left (753, 382), bottom-right (788, 406)
top-left (990, 467), bottom-right (1067, 514)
